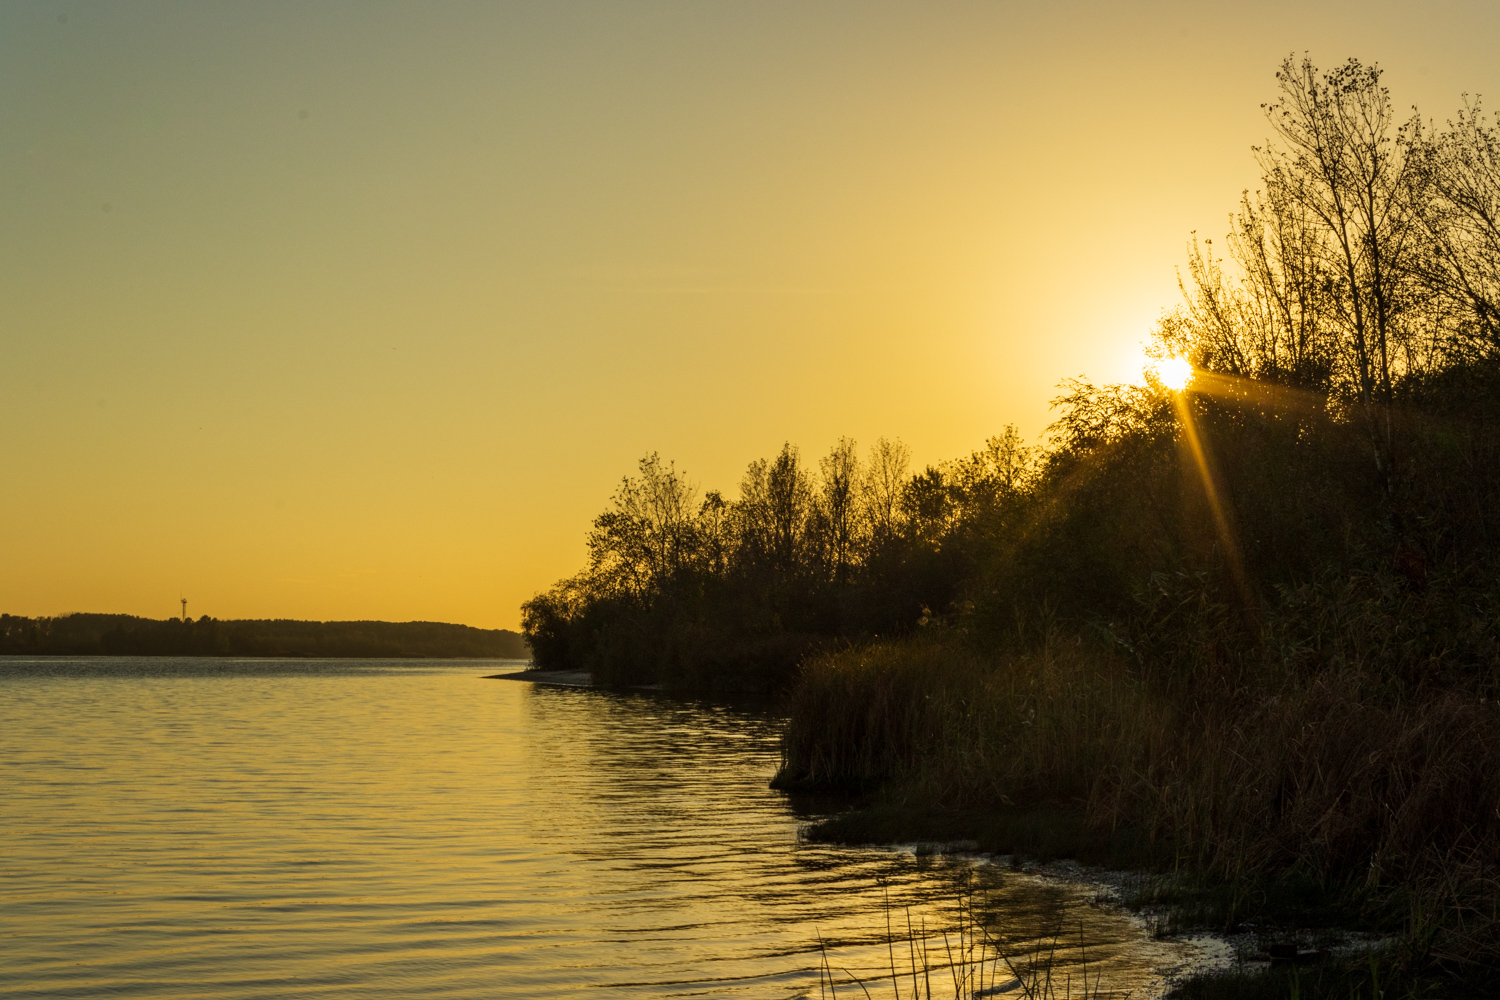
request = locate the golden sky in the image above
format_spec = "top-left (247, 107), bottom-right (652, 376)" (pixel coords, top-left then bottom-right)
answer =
top-left (4, 1), bottom-right (1498, 630)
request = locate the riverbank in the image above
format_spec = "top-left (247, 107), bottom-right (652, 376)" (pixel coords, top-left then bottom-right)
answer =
top-left (775, 635), bottom-right (1500, 998)
top-left (800, 806), bottom-right (1449, 999)
top-left (485, 668), bottom-right (591, 687)
top-left (484, 669), bottom-right (682, 695)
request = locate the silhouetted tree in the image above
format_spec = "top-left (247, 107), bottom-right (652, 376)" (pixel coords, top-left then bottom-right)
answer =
top-left (818, 437), bottom-right (863, 583)
top-left (861, 436), bottom-right (910, 548)
top-left (1260, 56), bottom-right (1431, 474)
top-left (735, 443), bottom-right (815, 577)
top-left (585, 452), bottom-right (700, 603)
top-left (1410, 100), bottom-right (1500, 353)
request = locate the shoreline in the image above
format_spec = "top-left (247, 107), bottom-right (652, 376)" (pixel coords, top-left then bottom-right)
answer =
top-left (800, 805), bottom-right (1424, 999)
top-left (485, 669), bottom-right (672, 692)
top-left (485, 668), bottom-right (593, 687)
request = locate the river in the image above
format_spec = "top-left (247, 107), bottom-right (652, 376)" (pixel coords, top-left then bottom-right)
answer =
top-left (0, 658), bottom-right (1202, 998)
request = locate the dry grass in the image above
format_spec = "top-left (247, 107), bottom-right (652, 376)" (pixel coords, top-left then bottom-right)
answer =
top-left (778, 629), bottom-right (1500, 975)
top-left (811, 885), bottom-right (1115, 1000)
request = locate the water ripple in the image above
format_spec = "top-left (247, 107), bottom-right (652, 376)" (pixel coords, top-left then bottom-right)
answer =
top-left (1, 658), bottom-right (1185, 998)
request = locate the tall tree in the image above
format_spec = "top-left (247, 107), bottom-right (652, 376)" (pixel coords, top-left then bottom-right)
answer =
top-left (1260, 55), bottom-right (1428, 471)
top-left (1411, 101), bottom-right (1500, 354)
top-left (818, 437), bottom-right (864, 583)
top-left (736, 443), bottom-right (814, 576)
top-left (585, 453), bottom-right (700, 603)
top-left (861, 436), bottom-right (911, 546)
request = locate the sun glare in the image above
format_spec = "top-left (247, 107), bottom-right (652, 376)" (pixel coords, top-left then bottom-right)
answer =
top-left (1154, 357), bottom-right (1193, 391)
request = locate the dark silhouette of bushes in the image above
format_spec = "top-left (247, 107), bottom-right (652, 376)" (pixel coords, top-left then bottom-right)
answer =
top-left (519, 437), bottom-right (1010, 692)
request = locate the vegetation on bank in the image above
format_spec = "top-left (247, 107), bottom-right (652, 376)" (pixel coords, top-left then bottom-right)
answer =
top-left (0, 612), bottom-right (529, 659)
top-left (524, 55), bottom-right (1500, 987)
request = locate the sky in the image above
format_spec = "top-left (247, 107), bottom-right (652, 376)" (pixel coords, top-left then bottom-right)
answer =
top-left (4, 0), bottom-right (1499, 630)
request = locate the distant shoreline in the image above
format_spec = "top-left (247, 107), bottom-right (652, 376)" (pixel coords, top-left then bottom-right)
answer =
top-left (2, 653), bottom-right (532, 660)
top-left (1, 613), bottom-right (530, 660)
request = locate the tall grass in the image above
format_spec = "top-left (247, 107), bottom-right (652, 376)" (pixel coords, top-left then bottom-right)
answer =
top-left (813, 886), bottom-right (1115, 1000)
top-left (778, 615), bottom-right (1500, 974)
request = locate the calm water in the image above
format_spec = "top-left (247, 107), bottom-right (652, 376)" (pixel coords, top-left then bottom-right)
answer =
top-left (0, 658), bottom-right (1193, 998)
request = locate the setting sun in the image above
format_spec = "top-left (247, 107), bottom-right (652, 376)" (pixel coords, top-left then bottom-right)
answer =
top-left (1154, 357), bottom-right (1194, 391)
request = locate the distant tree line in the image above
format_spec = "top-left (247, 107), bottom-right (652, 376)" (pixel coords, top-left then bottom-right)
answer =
top-left (525, 55), bottom-right (1500, 695)
top-left (0, 613), bottom-right (529, 659)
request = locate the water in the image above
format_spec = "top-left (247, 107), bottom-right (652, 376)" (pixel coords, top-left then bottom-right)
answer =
top-left (0, 658), bottom-right (1195, 998)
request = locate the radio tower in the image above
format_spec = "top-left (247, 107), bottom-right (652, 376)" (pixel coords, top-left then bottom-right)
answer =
top-left (180, 598), bottom-right (187, 622)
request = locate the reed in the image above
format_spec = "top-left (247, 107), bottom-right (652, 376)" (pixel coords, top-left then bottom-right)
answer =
top-left (779, 622), bottom-right (1500, 980)
top-left (813, 885), bottom-right (1116, 1000)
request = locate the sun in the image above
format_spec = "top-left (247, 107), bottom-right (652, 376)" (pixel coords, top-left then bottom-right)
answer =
top-left (1154, 357), bottom-right (1194, 391)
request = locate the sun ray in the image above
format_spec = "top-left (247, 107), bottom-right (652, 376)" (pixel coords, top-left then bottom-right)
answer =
top-left (1169, 387), bottom-right (1256, 612)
